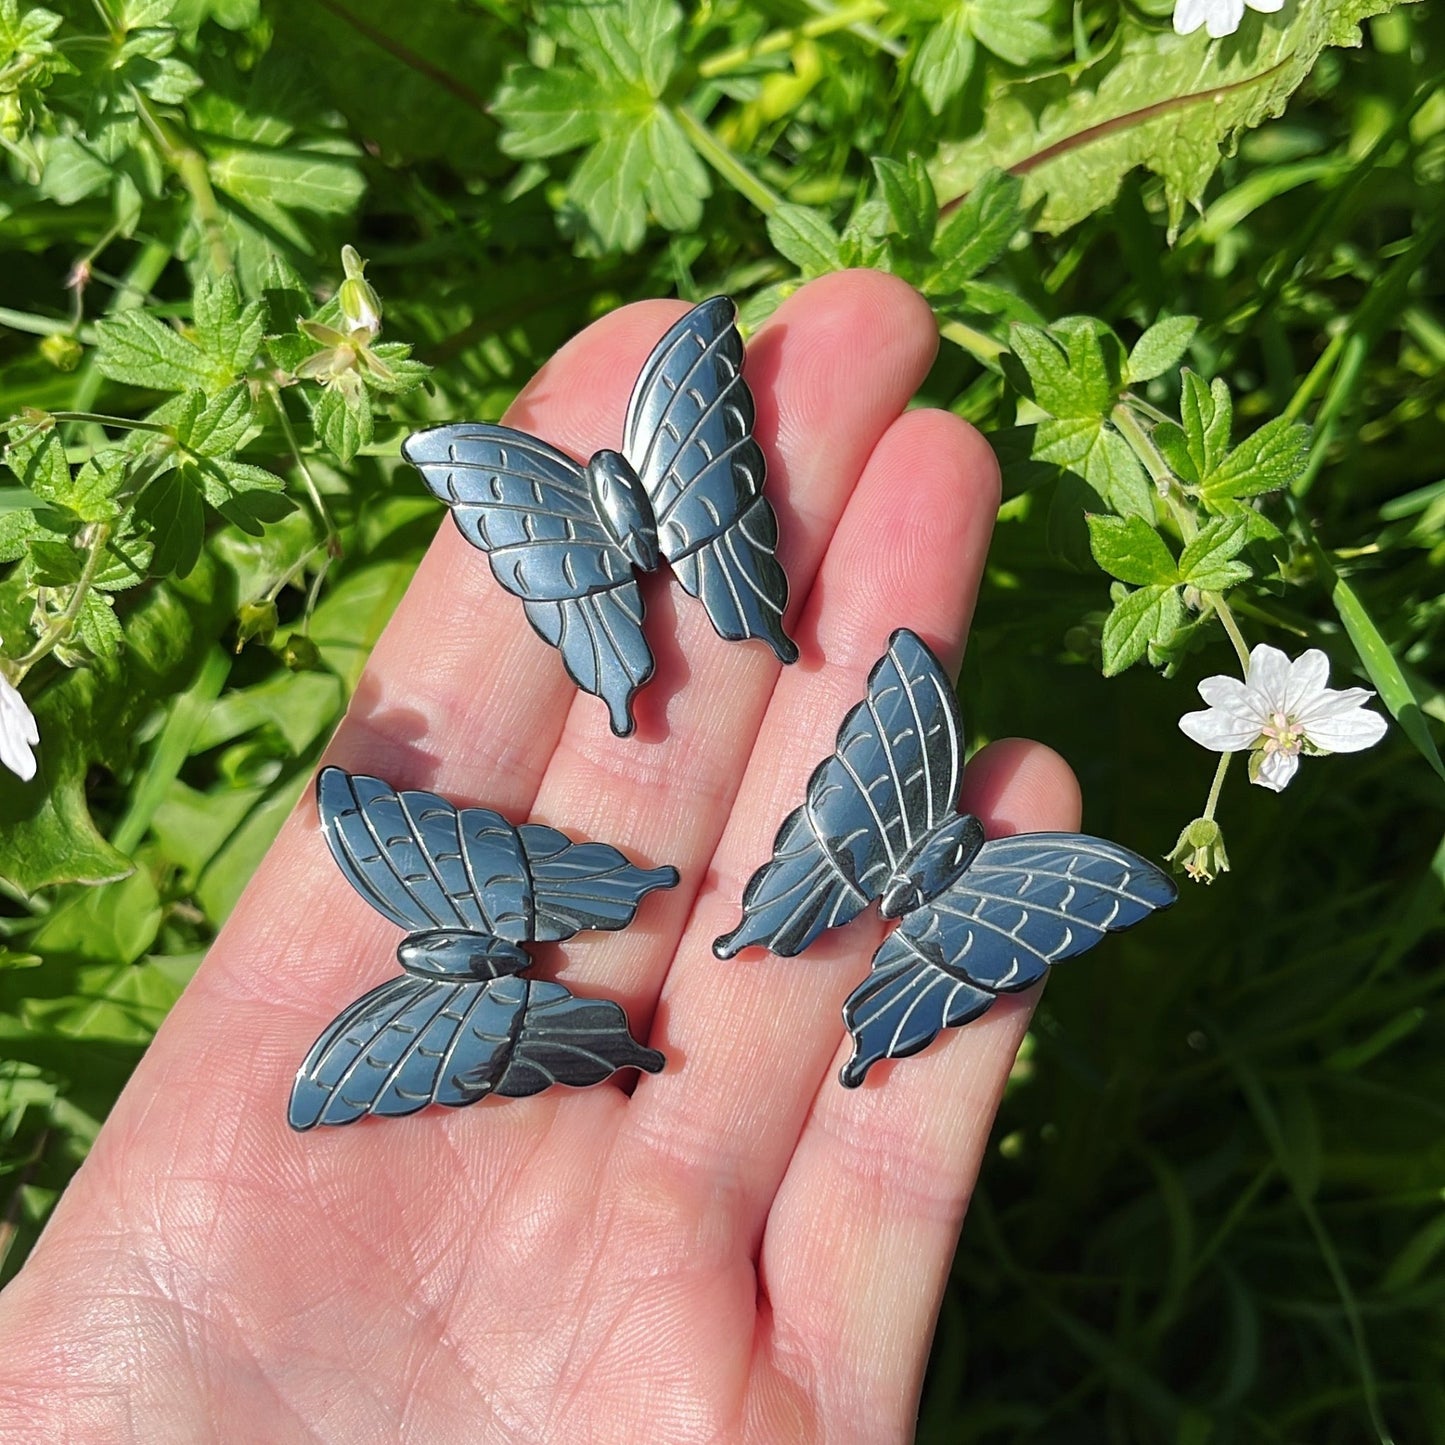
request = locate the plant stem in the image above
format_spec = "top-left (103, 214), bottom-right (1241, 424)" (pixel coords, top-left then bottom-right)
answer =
top-left (1201, 751), bottom-right (1232, 822)
top-left (267, 386), bottom-right (341, 558)
top-left (672, 106), bottom-right (782, 217)
top-left (1205, 592), bottom-right (1252, 671)
top-left (1111, 401), bottom-right (1198, 539)
top-left (0, 308), bottom-right (97, 343)
top-left (700, 0), bottom-right (888, 77)
top-left (14, 523), bottom-right (113, 677)
top-left (940, 318), bottom-right (1005, 366)
top-left (130, 88), bottom-right (232, 275)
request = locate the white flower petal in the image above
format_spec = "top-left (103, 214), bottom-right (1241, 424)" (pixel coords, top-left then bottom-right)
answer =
top-left (1294, 685), bottom-right (1375, 723)
top-left (1303, 706), bottom-right (1388, 754)
top-left (1205, 0), bottom-right (1246, 36)
top-left (1254, 749), bottom-right (1298, 792)
top-left (1172, 0), bottom-right (1214, 34)
top-left (1246, 0), bottom-right (1285, 11)
top-left (0, 674), bottom-right (38, 782)
top-left (1179, 706), bottom-right (1262, 752)
top-left (1197, 673), bottom-right (1261, 719)
top-left (1244, 644), bottom-right (1292, 708)
top-left (1282, 649), bottom-right (1331, 716)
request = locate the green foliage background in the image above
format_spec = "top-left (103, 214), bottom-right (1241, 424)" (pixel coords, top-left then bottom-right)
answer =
top-left (1, 0), bottom-right (1442, 1439)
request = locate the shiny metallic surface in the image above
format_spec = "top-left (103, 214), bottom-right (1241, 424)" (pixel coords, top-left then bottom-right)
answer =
top-left (714, 630), bottom-right (1178, 1088)
top-left (288, 768), bottom-right (676, 1130)
top-left (402, 296), bottom-right (797, 737)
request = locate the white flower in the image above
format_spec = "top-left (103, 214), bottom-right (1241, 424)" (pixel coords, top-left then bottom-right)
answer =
top-left (1174, 0), bottom-right (1285, 39)
top-left (1179, 644), bottom-right (1387, 793)
top-left (0, 669), bottom-right (38, 782)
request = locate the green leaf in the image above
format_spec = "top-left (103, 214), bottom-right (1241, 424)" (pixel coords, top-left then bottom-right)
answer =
top-left (312, 383), bottom-right (372, 465)
top-left (193, 274), bottom-right (265, 379)
top-left (177, 383), bottom-right (256, 457)
top-left (5, 428), bottom-right (69, 504)
top-left (1101, 582), bottom-right (1183, 676)
top-left (931, 0), bottom-right (1408, 234)
top-left (970, 0), bottom-right (1054, 67)
top-left (639, 108), bottom-right (710, 234)
top-left (1033, 416), bottom-right (1153, 520)
top-left (207, 141), bottom-right (366, 232)
top-left (65, 451), bottom-right (128, 523)
top-left (913, 10), bottom-right (975, 114)
top-left (75, 591), bottom-right (123, 660)
top-left (134, 467), bottom-right (204, 578)
top-left (1155, 372), bottom-right (1233, 485)
top-left (768, 205), bottom-right (844, 274)
top-left (930, 168), bottom-right (1024, 290)
top-left (495, 65), bottom-right (603, 159)
top-left (872, 155), bottom-right (938, 248)
top-left (1203, 416), bottom-right (1311, 503)
top-left (1128, 316), bottom-right (1198, 383)
top-left (38, 136), bottom-right (112, 204)
top-left (1009, 317), bottom-right (1122, 420)
top-left (1178, 516), bottom-right (1253, 591)
top-left (1087, 514), bottom-right (1179, 586)
top-left (1330, 570), bottom-right (1445, 784)
top-left (94, 310), bottom-right (212, 392)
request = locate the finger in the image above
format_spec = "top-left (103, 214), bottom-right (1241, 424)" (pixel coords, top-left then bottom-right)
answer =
top-left (758, 741), bottom-right (1081, 1440)
top-left (519, 272), bottom-right (939, 1030)
top-left (622, 408), bottom-right (1001, 1216)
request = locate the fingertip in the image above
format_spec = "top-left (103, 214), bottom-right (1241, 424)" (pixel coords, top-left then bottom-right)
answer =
top-left (961, 738), bottom-right (1083, 835)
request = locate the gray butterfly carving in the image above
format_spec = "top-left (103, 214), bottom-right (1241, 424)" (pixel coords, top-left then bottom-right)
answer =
top-left (289, 768), bottom-right (676, 1130)
top-left (403, 296), bottom-right (797, 736)
top-left (713, 630), bottom-right (1177, 1086)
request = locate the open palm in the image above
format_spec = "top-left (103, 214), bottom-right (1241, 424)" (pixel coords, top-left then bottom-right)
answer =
top-left (0, 272), bottom-right (1079, 1444)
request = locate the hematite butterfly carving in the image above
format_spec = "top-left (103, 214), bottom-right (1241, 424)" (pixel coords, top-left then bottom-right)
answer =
top-left (713, 630), bottom-right (1177, 1087)
top-left (403, 296), bottom-right (797, 737)
top-left (288, 768), bottom-right (677, 1130)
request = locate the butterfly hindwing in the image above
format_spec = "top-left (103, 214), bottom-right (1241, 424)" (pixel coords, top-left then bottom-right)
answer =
top-left (624, 296), bottom-right (796, 663)
top-left (403, 423), bottom-right (654, 732)
top-left (288, 974), bottom-right (662, 1129)
top-left (838, 834), bottom-right (1177, 1086)
top-left (713, 630), bottom-right (963, 958)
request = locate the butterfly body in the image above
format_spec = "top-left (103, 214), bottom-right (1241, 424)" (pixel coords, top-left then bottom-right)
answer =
top-left (288, 769), bottom-right (676, 1130)
top-left (396, 930), bottom-right (531, 980)
top-left (879, 812), bottom-right (986, 920)
top-left (714, 630), bottom-right (1177, 1087)
top-left (404, 296), bottom-right (796, 736)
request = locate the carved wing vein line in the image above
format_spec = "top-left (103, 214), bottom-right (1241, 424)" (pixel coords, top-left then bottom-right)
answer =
top-left (349, 790), bottom-right (449, 930)
top-left (326, 984), bottom-right (431, 1110)
top-left (634, 325), bottom-right (735, 484)
top-left (833, 739), bottom-right (898, 874)
top-left (455, 811), bottom-right (502, 939)
top-left (436, 982), bottom-right (494, 1097)
top-left (363, 986), bottom-right (457, 1109)
top-left (966, 865), bottom-right (1159, 911)
top-left (653, 424), bottom-right (755, 538)
top-left (869, 684), bottom-right (915, 857)
top-left (395, 791), bottom-right (470, 930)
top-left (898, 652), bottom-right (935, 840)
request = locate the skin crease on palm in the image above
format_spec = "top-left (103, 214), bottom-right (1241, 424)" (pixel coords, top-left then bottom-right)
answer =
top-left (0, 271), bottom-right (1082, 1445)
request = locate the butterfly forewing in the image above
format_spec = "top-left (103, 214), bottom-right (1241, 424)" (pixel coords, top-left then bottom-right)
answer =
top-left (623, 296), bottom-right (796, 663)
top-left (519, 824), bottom-right (679, 941)
top-left (837, 833), bottom-right (1177, 1086)
top-left (318, 768), bottom-right (533, 940)
top-left (713, 629), bottom-right (963, 958)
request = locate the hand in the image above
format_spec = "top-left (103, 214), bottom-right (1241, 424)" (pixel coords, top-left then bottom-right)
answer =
top-left (0, 272), bottom-right (1079, 1444)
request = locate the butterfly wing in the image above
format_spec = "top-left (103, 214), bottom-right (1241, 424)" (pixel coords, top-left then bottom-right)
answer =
top-left (288, 974), bottom-right (662, 1129)
top-left (622, 296), bottom-right (796, 664)
top-left (714, 629), bottom-right (963, 958)
top-left (518, 823), bottom-right (679, 941)
top-left (839, 834), bottom-right (1177, 1086)
top-left (318, 767), bottom-right (533, 939)
top-left (403, 424), bottom-right (653, 735)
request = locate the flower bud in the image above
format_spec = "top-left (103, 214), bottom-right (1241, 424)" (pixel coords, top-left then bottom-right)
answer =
top-left (281, 635), bottom-right (322, 672)
top-left (1166, 817), bottom-right (1230, 885)
top-left (338, 245), bottom-right (382, 336)
top-left (235, 598), bottom-right (278, 652)
top-left (39, 334), bottom-right (83, 372)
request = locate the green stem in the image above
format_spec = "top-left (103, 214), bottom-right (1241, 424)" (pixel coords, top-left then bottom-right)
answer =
top-left (1111, 402), bottom-right (1198, 539)
top-left (939, 319), bottom-right (1005, 367)
top-left (0, 308), bottom-right (97, 343)
top-left (14, 523), bottom-right (113, 677)
top-left (700, 0), bottom-right (888, 76)
top-left (802, 0), bottom-right (904, 55)
top-left (1201, 751), bottom-right (1232, 822)
top-left (1205, 592), bottom-right (1252, 671)
top-left (267, 386), bottom-right (341, 557)
top-left (130, 89), bottom-right (232, 275)
top-left (672, 106), bottom-right (782, 217)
